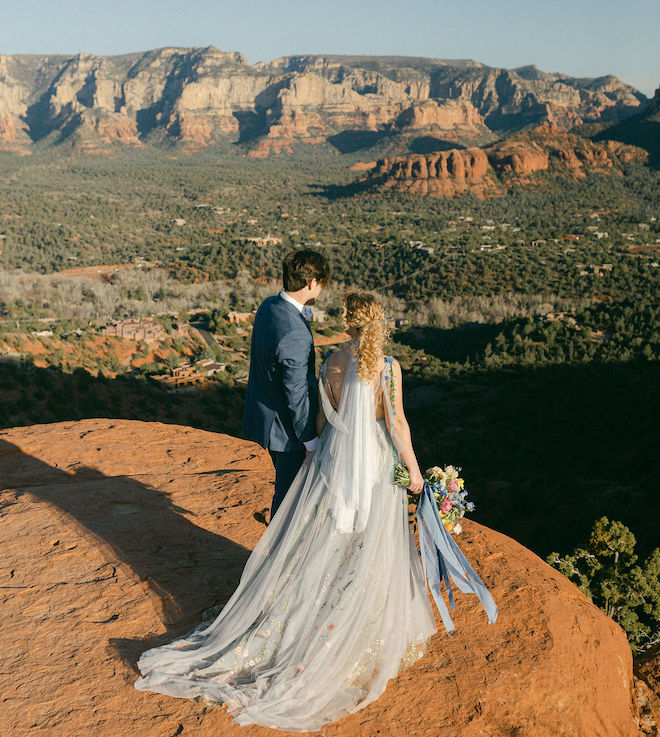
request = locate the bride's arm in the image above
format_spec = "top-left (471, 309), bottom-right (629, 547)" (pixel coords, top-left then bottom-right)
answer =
top-left (383, 359), bottom-right (424, 494)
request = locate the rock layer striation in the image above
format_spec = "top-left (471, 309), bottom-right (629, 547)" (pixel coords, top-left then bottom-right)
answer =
top-left (0, 48), bottom-right (648, 155)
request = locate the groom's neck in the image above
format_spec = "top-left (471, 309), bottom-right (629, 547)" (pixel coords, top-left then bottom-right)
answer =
top-left (284, 289), bottom-right (311, 306)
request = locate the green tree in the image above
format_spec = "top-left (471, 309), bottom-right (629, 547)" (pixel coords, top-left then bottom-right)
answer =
top-left (165, 353), bottom-right (180, 371)
top-left (547, 517), bottom-right (660, 652)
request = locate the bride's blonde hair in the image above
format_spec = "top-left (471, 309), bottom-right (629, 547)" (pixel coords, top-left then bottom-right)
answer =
top-left (342, 291), bottom-right (389, 381)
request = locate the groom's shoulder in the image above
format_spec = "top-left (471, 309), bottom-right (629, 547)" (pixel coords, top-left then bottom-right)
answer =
top-left (255, 294), bottom-right (282, 321)
top-left (254, 297), bottom-right (302, 345)
top-left (256, 295), bottom-right (298, 326)
top-left (257, 294), bottom-right (281, 309)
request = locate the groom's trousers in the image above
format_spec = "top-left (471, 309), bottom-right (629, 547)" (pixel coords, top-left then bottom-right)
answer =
top-left (268, 448), bottom-right (306, 519)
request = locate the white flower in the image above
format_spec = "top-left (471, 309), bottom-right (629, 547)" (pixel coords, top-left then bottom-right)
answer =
top-left (453, 523), bottom-right (463, 534)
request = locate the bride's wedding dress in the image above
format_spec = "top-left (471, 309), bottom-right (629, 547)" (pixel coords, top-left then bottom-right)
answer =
top-left (134, 352), bottom-right (436, 731)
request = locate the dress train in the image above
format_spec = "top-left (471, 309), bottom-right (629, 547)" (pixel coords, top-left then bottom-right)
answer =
top-left (134, 355), bottom-right (436, 731)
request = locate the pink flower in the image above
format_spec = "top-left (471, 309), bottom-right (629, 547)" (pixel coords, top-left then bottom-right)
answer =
top-left (440, 497), bottom-right (453, 513)
top-left (448, 479), bottom-right (459, 492)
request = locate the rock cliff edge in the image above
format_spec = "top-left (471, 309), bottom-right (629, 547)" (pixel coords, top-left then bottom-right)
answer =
top-left (0, 419), bottom-right (653, 736)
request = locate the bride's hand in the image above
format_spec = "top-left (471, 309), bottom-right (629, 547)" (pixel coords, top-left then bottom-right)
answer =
top-left (407, 468), bottom-right (424, 494)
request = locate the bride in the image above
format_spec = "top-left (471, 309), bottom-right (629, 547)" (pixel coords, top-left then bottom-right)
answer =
top-left (134, 291), bottom-right (486, 731)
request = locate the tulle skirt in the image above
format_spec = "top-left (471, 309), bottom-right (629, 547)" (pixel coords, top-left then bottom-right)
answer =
top-left (134, 419), bottom-right (436, 732)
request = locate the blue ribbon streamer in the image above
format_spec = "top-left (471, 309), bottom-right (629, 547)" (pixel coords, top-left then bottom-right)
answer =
top-left (417, 481), bottom-right (498, 633)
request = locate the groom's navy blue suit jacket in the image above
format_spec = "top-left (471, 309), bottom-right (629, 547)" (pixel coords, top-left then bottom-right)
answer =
top-left (243, 295), bottom-right (318, 453)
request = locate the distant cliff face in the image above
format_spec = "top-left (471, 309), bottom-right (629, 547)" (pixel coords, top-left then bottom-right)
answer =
top-left (592, 85), bottom-right (660, 169)
top-left (367, 124), bottom-right (649, 198)
top-left (0, 47), bottom-right (648, 156)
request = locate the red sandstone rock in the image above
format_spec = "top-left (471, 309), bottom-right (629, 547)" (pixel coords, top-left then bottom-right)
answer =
top-left (635, 645), bottom-right (660, 696)
top-left (634, 644), bottom-right (660, 731)
top-left (167, 111), bottom-right (213, 146)
top-left (486, 140), bottom-right (549, 175)
top-left (0, 110), bottom-right (31, 152)
top-left (374, 147), bottom-right (502, 198)
top-left (93, 116), bottom-right (141, 145)
top-left (0, 50), bottom-right (648, 156)
top-left (368, 126), bottom-right (647, 199)
top-left (395, 100), bottom-right (479, 129)
top-left (348, 161), bottom-right (377, 171)
top-left (0, 419), bottom-right (648, 736)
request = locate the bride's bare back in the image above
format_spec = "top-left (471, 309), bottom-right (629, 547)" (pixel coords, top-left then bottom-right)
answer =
top-left (322, 344), bottom-right (386, 419)
top-left (319, 343), bottom-right (423, 494)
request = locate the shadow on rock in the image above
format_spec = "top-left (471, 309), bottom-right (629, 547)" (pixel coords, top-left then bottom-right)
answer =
top-left (0, 438), bottom-right (251, 669)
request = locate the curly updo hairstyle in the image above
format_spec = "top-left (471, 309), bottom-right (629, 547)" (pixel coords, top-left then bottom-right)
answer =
top-left (342, 291), bottom-right (389, 382)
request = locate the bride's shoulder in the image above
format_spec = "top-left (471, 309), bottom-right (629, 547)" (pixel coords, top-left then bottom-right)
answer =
top-left (371, 354), bottom-right (399, 385)
top-left (323, 345), bottom-right (349, 376)
top-left (326, 344), bottom-right (351, 363)
top-left (381, 354), bottom-right (399, 370)
top-left (380, 354), bottom-right (403, 383)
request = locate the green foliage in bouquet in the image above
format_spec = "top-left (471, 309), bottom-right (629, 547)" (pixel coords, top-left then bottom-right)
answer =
top-left (395, 462), bottom-right (474, 535)
top-left (547, 516), bottom-right (660, 653)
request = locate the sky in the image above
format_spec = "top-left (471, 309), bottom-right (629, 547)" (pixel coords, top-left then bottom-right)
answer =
top-left (0, 0), bottom-right (658, 97)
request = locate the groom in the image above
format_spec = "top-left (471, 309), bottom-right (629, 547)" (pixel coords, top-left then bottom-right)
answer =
top-left (243, 249), bottom-right (331, 519)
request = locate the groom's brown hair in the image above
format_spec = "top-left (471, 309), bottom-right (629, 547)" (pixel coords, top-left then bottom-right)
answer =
top-left (282, 249), bottom-right (331, 291)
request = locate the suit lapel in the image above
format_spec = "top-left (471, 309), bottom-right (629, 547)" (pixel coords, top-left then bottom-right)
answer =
top-left (300, 311), bottom-right (313, 337)
top-left (277, 295), bottom-right (313, 337)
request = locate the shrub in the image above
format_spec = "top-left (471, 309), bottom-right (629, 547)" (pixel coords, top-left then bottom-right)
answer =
top-left (547, 516), bottom-right (660, 653)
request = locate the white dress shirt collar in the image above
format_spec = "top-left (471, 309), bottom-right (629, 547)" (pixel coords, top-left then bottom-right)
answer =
top-left (279, 290), bottom-right (313, 321)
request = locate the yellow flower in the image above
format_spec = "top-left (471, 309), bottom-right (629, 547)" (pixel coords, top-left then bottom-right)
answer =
top-left (426, 466), bottom-right (446, 482)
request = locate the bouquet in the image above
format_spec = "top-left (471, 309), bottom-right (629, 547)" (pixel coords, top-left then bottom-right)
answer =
top-left (394, 462), bottom-right (498, 633)
top-left (394, 463), bottom-right (475, 535)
